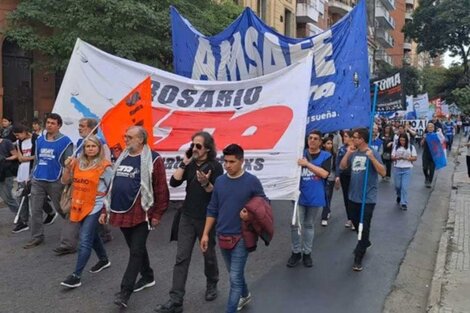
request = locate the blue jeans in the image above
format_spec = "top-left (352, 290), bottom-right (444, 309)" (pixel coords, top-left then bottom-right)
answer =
top-left (220, 238), bottom-right (249, 313)
top-left (291, 205), bottom-right (320, 254)
top-left (393, 167), bottom-right (412, 205)
top-left (74, 212), bottom-right (108, 276)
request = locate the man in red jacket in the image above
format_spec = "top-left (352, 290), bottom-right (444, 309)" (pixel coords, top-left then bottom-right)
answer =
top-left (99, 126), bottom-right (169, 308)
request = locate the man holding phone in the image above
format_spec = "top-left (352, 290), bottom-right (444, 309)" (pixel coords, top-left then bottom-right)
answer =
top-left (155, 131), bottom-right (223, 313)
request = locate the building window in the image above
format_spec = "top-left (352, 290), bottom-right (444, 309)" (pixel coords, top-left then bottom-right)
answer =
top-left (284, 9), bottom-right (293, 36)
top-left (257, 0), bottom-right (267, 20)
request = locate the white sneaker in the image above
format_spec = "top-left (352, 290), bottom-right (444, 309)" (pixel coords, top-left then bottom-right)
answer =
top-left (237, 292), bottom-right (252, 311)
top-left (321, 220), bottom-right (328, 227)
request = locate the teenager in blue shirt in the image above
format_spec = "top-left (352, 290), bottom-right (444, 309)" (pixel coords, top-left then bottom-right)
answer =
top-left (200, 144), bottom-right (265, 313)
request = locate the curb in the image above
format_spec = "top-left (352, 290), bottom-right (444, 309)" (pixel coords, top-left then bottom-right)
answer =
top-left (426, 136), bottom-right (462, 312)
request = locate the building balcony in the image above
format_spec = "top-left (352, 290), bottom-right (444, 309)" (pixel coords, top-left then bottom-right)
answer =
top-left (328, 0), bottom-right (353, 17)
top-left (375, 6), bottom-right (395, 30)
top-left (403, 42), bottom-right (412, 51)
top-left (296, 2), bottom-right (319, 24)
top-left (405, 11), bottom-right (413, 21)
top-left (376, 49), bottom-right (393, 66)
top-left (379, 0), bottom-right (395, 11)
top-left (405, 0), bottom-right (414, 7)
top-left (376, 30), bottom-right (394, 48)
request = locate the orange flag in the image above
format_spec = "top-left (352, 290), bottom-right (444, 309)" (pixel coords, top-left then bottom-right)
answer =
top-left (101, 76), bottom-right (153, 158)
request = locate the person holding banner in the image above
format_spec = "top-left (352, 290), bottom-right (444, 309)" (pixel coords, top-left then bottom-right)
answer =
top-left (60, 135), bottom-right (112, 288)
top-left (340, 128), bottom-right (385, 271)
top-left (24, 113), bottom-right (73, 249)
top-left (391, 134), bottom-right (417, 211)
top-left (155, 131), bottom-right (223, 313)
top-left (200, 144), bottom-right (266, 313)
top-left (421, 123), bottom-right (446, 188)
top-left (99, 126), bottom-right (169, 308)
top-left (287, 130), bottom-right (331, 268)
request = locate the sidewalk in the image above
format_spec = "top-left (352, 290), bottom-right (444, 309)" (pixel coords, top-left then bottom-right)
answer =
top-left (428, 136), bottom-right (470, 313)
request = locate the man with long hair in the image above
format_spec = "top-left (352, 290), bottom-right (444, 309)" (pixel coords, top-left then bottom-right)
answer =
top-left (156, 131), bottom-right (223, 313)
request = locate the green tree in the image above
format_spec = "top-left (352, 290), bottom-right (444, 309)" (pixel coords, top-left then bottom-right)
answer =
top-left (404, 0), bottom-right (470, 79)
top-left (421, 65), bottom-right (466, 103)
top-left (3, 0), bottom-right (242, 71)
top-left (452, 86), bottom-right (470, 113)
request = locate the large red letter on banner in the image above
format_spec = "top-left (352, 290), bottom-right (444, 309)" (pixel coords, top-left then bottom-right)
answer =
top-left (152, 106), bottom-right (292, 150)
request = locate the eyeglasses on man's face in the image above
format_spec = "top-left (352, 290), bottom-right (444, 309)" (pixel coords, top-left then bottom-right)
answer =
top-left (190, 143), bottom-right (203, 150)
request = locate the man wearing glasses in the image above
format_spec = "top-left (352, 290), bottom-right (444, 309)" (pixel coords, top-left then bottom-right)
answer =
top-left (340, 128), bottom-right (385, 271)
top-left (155, 131), bottom-right (223, 313)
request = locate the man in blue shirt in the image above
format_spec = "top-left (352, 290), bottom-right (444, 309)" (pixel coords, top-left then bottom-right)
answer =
top-left (200, 144), bottom-right (265, 313)
top-left (287, 130), bottom-right (331, 268)
top-left (340, 128), bottom-right (386, 271)
top-left (24, 113), bottom-right (73, 249)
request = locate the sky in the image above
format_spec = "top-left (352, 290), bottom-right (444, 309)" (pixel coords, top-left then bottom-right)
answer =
top-left (443, 50), bottom-right (462, 68)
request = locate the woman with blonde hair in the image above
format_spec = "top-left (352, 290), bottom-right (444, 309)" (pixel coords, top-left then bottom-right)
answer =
top-left (60, 135), bottom-right (113, 288)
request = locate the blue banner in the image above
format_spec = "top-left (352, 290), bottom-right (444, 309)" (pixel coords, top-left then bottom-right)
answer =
top-left (171, 0), bottom-right (370, 133)
top-left (426, 133), bottom-right (447, 170)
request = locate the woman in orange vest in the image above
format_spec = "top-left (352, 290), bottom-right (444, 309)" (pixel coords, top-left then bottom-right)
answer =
top-left (60, 135), bottom-right (113, 288)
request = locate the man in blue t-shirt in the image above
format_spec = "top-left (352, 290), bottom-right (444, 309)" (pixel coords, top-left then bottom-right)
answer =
top-left (287, 130), bottom-right (331, 269)
top-left (200, 144), bottom-right (265, 313)
top-left (340, 128), bottom-right (386, 271)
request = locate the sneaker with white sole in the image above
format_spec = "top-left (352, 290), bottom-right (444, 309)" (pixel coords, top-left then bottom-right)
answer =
top-left (12, 222), bottom-right (29, 233)
top-left (89, 260), bottom-right (111, 273)
top-left (237, 292), bottom-right (252, 311)
top-left (321, 220), bottom-right (328, 227)
top-left (133, 277), bottom-right (155, 292)
top-left (61, 274), bottom-right (81, 288)
top-left (43, 212), bottom-right (58, 225)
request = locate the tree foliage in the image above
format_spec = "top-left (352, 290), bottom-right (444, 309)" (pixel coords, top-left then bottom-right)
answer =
top-left (452, 86), bottom-right (470, 113)
top-left (404, 0), bottom-right (470, 78)
top-left (3, 0), bottom-right (242, 71)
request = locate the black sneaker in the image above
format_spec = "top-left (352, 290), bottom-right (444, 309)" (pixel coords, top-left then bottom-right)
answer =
top-left (133, 277), bottom-right (155, 292)
top-left (302, 253), bottom-right (313, 268)
top-left (352, 254), bottom-right (363, 272)
top-left (396, 196), bottom-right (401, 204)
top-left (43, 213), bottom-right (58, 225)
top-left (286, 252), bottom-right (302, 268)
top-left (401, 205), bottom-right (408, 211)
top-left (205, 283), bottom-right (218, 301)
top-left (12, 222), bottom-right (29, 234)
top-left (114, 291), bottom-right (131, 308)
top-left (154, 299), bottom-right (183, 313)
top-left (61, 274), bottom-right (81, 288)
top-left (89, 260), bottom-right (111, 273)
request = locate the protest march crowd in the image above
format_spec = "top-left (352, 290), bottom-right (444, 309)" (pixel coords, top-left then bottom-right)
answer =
top-left (0, 111), bottom-right (464, 313)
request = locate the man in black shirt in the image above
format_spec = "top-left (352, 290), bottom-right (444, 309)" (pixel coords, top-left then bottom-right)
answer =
top-left (155, 131), bottom-right (223, 313)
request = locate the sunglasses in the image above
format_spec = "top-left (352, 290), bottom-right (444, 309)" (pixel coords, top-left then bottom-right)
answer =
top-left (190, 143), bottom-right (203, 150)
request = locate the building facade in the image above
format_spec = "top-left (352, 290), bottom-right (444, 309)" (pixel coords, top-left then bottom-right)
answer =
top-left (0, 0), bottom-right (56, 124)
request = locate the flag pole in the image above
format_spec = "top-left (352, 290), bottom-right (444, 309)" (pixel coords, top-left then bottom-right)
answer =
top-left (358, 83), bottom-right (379, 240)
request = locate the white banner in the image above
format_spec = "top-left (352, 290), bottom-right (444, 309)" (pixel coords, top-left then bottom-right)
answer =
top-left (53, 39), bottom-right (313, 200)
top-left (413, 93), bottom-right (429, 119)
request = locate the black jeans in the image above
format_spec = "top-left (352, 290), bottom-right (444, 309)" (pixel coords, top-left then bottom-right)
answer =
top-left (422, 157), bottom-right (436, 183)
top-left (383, 159), bottom-right (392, 178)
top-left (120, 222), bottom-right (154, 294)
top-left (348, 201), bottom-right (375, 258)
top-left (340, 173), bottom-right (351, 220)
top-left (321, 180), bottom-right (335, 220)
top-left (466, 156), bottom-right (470, 178)
top-left (170, 214), bottom-right (218, 304)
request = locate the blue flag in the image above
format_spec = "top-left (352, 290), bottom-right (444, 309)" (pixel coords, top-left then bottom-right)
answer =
top-left (171, 0), bottom-right (370, 133)
top-left (426, 133), bottom-right (447, 170)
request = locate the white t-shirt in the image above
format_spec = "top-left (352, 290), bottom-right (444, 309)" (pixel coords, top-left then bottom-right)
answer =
top-left (392, 145), bottom-right (417, 168)
top-left (17, 138), bottom-right (32, 182)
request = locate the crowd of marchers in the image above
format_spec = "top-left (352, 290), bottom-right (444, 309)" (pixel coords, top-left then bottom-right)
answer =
top-left (0, 112), bottom-right (465, 313)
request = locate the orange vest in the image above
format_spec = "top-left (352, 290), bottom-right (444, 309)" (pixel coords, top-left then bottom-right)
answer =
top-left (69, 160), bottom-right (111, 222)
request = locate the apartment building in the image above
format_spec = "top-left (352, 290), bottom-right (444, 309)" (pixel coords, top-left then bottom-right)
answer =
top-left (233, 0), bottom-right (297, 36)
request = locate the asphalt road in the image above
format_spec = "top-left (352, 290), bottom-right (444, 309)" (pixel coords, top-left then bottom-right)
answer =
top-left (0, 149), bottom-right (435, 313)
